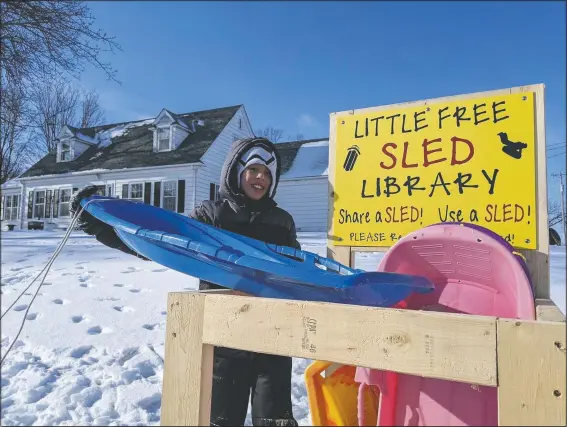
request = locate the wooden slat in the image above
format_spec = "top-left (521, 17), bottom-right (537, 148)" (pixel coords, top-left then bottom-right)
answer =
top-left (497, 318), bottom-right (566, 426)
top-left (536, 299), bottom-right (566, 323)
top-left (161, 293), bottom-right (213, 426)
top-left (513, 85), bottom-right (549, 299)
top-left (201, 294), bottom-right (497, 386)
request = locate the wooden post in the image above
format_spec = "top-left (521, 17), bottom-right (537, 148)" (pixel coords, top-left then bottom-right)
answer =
top-left (497, 318), bottom-right (566, 426)
top-left (161, 292), bottom-right (214, 426)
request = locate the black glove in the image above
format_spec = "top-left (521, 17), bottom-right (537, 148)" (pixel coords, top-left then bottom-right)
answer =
top-left (70, 185), bottom-right (148, 260)
top-left (70, 185), bottom-right (106, 236)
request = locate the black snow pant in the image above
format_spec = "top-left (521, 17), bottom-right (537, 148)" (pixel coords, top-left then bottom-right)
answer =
top-left (210, 346), bottom-right (298, 426)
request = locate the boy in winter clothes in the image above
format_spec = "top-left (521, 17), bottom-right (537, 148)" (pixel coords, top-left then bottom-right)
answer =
top-left (70, 137), bottom-right (299, 426)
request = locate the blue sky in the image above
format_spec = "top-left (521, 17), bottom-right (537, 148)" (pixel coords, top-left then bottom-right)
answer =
top-left (81, 1), bottom-right (565, 214)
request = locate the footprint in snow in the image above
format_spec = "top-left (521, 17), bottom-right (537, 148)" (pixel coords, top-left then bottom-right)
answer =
top-left (80, 283), bottom-right (95, 288)
top-left (87, 326), bottom-right (112, 335)
top-left (71, 315), bottom-right (87, 323)
top-left (112, 305), bottom-right (135, 313)
top-left (26, 313), bottom-right (38, 320)
top-left (129, 288), bottom-right (141, 293)
top-left (152, 268), bottom-right (168, 272)
top-left (142, 324), bottom-right (158, 331)
top-left (113, 284), bottom-right (124, 288)
top-left (53, 298), bottom-right (69, 305)
top-left (70, 345), bottom-right (93, 358)
top-left (87, 326), bottom-right (102, 335)
top-left (13, 304), bottom-right (28, 312)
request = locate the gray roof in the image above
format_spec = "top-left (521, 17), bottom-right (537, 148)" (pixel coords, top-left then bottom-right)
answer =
top-left (275, 138), bottom-right (328, 175)
top-left (20, 105), bottom-right (241, 178)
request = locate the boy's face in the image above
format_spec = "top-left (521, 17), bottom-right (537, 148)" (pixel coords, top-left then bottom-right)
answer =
top-left (241, 164), bottom-right (272, 200)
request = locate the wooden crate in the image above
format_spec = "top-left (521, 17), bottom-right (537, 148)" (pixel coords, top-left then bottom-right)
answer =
top-left (160, 289), bottom-right (566, 426)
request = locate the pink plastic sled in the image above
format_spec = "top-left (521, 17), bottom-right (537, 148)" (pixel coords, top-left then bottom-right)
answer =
top-left (355, 223), bottom-right (536, 426)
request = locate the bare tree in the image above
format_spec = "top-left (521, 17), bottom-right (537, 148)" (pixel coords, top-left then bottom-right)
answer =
top-left (0, 1), bottom-right (115, 180)
top-left (0, 81), bottom-right (32, 184)
top-left (80, 91), bottom-right (105, 128)
top-left (29, 79), bottom-right (105, 157)
top-left (1, 1), bottom-right (122, 88)
top-left (255, 126), bottom-right (284, 143)
top-left (31, 80), bottom-right (80, 154)
top-left (549, 200), bottom-right (566, 228)
top-left (285, 133), bottom-right (305, 142)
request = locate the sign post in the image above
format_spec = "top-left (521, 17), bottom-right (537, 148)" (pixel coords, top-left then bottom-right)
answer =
top-left (327, 84), bottom-right (549, 299)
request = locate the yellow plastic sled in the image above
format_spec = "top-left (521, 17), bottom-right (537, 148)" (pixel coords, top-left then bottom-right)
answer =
top-left (305, 361), bottom-right (379, 426)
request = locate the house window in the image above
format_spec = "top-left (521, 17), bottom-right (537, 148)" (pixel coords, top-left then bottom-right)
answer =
top-left (209, 183), bottom-right (220, 201)
top-left (4, 195), bottom-right (20, 220)
top-left (60, 140), bottom-right (71, 161)
top-left (34, 190), bottom-right (46, 219)
top-left (129, 183), bottom-right (144, 202)
top-left (59, 189), bottom-right (72, 217)
top-left (157, 128), bottom-right (170, 151)
top-left (162, 180), bottom-right (177, 211)
top-left (238, 118), bottom-right (243, 129)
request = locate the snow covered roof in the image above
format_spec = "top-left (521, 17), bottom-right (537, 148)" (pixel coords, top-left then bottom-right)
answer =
top-left (277, 138), bottom-right (329, 179)
top-left (20, 105), bottom-right (241, 179)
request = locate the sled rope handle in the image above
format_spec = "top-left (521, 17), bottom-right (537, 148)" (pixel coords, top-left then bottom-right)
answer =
top-left (0, 199), bottom-right (116, 367)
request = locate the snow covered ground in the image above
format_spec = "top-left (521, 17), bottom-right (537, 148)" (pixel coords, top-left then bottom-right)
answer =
top-left (1, 230), bottom-right (565, 426)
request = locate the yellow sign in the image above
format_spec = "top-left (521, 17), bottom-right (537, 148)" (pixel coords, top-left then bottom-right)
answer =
top-left (332, 92), bottom-right (537, 249)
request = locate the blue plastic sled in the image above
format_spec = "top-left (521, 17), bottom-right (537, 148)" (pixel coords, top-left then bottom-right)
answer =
top-left (81, 196), bottom-right (434, 307)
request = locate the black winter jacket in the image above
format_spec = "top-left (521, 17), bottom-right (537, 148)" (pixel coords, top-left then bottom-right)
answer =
top-left (189, 137), bottom-right (301, 289)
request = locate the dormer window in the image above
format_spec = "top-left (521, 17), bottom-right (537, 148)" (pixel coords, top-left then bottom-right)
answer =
top-left (157, 127), bottom-right (170, 151)
top-left (59, 139), bottom-right (72, 162)
top-left (152, 109), bottom-right (192, 153)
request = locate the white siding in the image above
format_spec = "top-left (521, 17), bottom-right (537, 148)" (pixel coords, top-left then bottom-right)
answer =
top-left (19, 164), bottom-right (197, 230)
top-left (73, 139), bottom-right (91, 158)
top-left (171, 124), bottom-right (189, 150)
top-left (195, 106), bottom-right (254, 205)
top-left (275, 177), bottom-right (328, 232)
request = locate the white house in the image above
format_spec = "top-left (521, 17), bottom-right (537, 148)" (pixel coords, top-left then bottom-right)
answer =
top-left (275, 138), bottom-right (329, 232)
top-left (1, 104), bottom-right (331, 233)
top-left (1, 105), bottom-right (253, 230)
